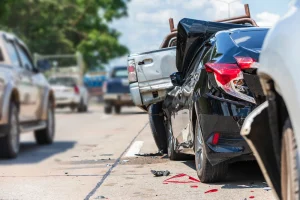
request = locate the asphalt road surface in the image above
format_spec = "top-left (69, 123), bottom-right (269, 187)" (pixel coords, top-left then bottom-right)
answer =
top-left (0, 105), bottom-right (275, 200)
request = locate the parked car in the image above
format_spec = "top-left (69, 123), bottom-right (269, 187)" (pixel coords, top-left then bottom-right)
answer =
top-left (241, 1), bottom-right (300, 199)
top-left (0, 31), bottom-right (55, 158)
top-left (103, 66), bottom-right (134, 114)
top-left (49, 75), bottom-right (89, 112)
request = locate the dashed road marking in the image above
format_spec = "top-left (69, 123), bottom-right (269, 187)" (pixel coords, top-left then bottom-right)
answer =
top-left (125, 141), bottom-right (144, 157)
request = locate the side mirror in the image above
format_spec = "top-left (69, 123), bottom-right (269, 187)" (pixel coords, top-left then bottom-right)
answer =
top-left (170, 72), bottom-right (183, 86)
top-left (37, 59), bottom-right (51, 72)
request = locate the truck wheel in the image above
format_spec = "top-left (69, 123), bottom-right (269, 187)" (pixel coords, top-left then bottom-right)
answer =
top-left (115, 105), bottom-right (121, 114)
top-left (195, 118), bottom-right (228, 183)
top-left (0, 102), bottom-right (20, 158)
top-left (34, 102), bottom-right (55, 145)
top-left (104, 105), bottom-right (112, 114)
top-left (281, 118), bottom-right (299, 200)
top-left (165, 117), bottom-right (181, 160)
top-left (148, 103), bottom-right (168, 153)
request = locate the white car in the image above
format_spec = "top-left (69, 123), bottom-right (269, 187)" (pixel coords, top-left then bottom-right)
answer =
top-left (241, 1), bottom-right (300, 199)
top-left (49, 75), bottom-right (89, 112)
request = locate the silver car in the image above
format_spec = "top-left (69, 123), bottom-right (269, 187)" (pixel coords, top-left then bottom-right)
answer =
top-left (0, 31), bottom-right (55, 158)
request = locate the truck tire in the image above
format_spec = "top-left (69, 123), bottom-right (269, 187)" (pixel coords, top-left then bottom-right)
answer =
top-left (115, 105), bottom-right (121, 114)
top-left (281, 118), bottom-right (299, 200)
top-left (195, 118), bottom-right (228, 183)
top-left (34, 102), bottom-right (55, 145)
top-left (0, 102), bottom-right (20, 158)
top-left (148, 103), bottom-right (168, 153)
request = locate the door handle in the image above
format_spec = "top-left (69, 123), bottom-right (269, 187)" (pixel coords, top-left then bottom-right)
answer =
top-left (138, 58), bottom-right (153, 65)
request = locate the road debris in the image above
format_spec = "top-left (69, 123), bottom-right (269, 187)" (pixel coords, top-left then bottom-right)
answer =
top-left (151, 170), bottom-right (170, 177)
top-left (122, 160), bottom-right (129, 163)
top-left (190, 185), bottom-right (198, 188)
top-left (204, 189), bottom-right (218, 194)
top-left (163, 173), bottom-right (200, 184)
top-left (249, 196), bottom-right (255, 199)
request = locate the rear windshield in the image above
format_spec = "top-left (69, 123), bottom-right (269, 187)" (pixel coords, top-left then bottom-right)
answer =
top-left (112, 68), bottom-right (128, 78)
top-left (230, 30), bottom-right (268, 49)
top-left (49, 77), bottom-right (77, 86)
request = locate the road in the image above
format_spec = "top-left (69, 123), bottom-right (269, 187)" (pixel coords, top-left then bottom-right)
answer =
top-left (0, 105), bottom-right (275, 200)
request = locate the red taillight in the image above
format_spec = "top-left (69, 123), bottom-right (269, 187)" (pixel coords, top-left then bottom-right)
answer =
top-left (205, 63), bottom-right (241, 85)
top-left (212, 133), bottom-right (220, 145)
top-left (234, 56), bottom-right (255, 69)
top-left (127, 60), bottom-right (137, 83)
top-left (74, 85), bottom-right (79, 94)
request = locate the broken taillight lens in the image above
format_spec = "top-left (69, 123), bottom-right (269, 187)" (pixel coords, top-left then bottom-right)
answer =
top-left (205, 62), bottom-right (256, 104)
top-left (234, 56), bottom-right (255, 69)
top-left (127, 60), bottom-right (137, 83)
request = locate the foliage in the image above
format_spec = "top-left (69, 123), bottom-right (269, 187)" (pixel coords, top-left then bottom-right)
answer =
top-left (0, 0), bottom-right (129, 68)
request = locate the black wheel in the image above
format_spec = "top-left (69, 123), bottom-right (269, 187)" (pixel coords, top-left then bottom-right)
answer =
top-left (34, 102), bottom-right (55, 145)
top-left (0, 102), bottom-right (20, 158)
top-left (148, 103), bottom-right (168, 153)
top-left (281, 118), bottom-right (299, 200)
top-left (194, 118), bottom-right (228, 183)
top-left (77, 99), bottom-right (84, 113)
top-left (114, 105), bottom-right (121, 114)
top-left (165, 117), bottom-right (180, 160)
top-left (104, 104), bottom-right (112, 114)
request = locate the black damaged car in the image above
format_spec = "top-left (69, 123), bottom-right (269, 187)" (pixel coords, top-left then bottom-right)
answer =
top-left (163, 18), bottom-right (269, 182)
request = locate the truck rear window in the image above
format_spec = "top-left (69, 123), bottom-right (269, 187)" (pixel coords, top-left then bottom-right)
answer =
top-left (112, 68), bottom-right (128, 78)
top-left (230, 29), bottom-right (268, 49)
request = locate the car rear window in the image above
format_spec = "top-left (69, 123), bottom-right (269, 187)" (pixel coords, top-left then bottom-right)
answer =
top-left (49, 77), bottom-right (77, 86)
top-left (230, 29), bottom-right (268, 49)
top-left (112, 68), bottom-right (128, 78)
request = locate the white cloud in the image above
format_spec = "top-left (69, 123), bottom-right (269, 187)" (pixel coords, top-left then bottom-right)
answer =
top-left (135, 9), bottom-right (182, 25)
top-left (256, 12), bottom-right (280, 27)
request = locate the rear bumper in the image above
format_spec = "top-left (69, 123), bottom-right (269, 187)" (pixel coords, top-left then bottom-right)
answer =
top-left (55, 96), bottom-right (80, 107)
top-left (104, 93), bottom-right (134, 106)
top-left (129, 82), bottom-right (142, 106)
top-left (199, 113), bottom-right (253, 165)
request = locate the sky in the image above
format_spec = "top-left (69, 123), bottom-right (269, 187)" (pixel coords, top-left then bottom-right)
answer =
top-left (108, 0), bottom-right (293, 67)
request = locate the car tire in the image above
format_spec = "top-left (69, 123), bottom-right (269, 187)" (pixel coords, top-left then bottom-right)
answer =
top-left (77, 99), bottom-right (84, 113)
top-left (104, 105), bottom-right (112, 114)
top-left (165, 117), bottom-right (181, 160)
top-left (34, 102), bottom-right (55, 145)
top-left (115, 105), bottom-right (121, 114)
top-left (0, 102), bottom-right (20, 158)
top-left (281, 118), bottom-right (299, 200)
top-left (194, 118), bottom-right (228, 183)
top-left (148, 103), bottom-right (168, 153)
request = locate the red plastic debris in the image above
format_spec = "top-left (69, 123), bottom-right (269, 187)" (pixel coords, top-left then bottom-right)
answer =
top-left (190, 185), bottom-right (198, 188)
top-left (251, 191), bottom-right (254, 192)
top-left (163, 173), bottom-right (200, 184)
top-left (204, 189), bottom-right (218, 194)
top-left (249, 196), bottom-right (255, 199)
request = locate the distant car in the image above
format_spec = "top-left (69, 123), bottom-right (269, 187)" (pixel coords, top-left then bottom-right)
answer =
top-left (0, 31), bottom-right (55, 158)
top-left (241, 1), bottom-right (300, 199)
top-left (103, 66), bottom-right (134, 114)
top-left (49, 75), bottom-right (89, 112)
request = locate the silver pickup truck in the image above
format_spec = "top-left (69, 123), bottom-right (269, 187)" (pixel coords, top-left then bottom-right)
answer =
top-left (0, 31), bottom-right (55, 158)
top-left (127, 19), bottom-right (177, 152)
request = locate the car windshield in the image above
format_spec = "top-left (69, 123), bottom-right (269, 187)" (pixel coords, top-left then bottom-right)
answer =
top-left (112, 68), bottom-right (128, 78)
top-left (230, 29), bottom-right (268, 49)
top-left (49, 77), bottom-right (77, 86)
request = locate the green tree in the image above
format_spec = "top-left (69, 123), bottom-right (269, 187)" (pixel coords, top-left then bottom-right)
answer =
top-left (0, 0), bottom-right (129, 69)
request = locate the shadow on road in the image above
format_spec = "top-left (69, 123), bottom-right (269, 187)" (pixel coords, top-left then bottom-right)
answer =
top-left (118, 111), bottom-right (147, 115)
top-left (0, 141), bottom-right (76, 165)
top-left (182, 160), bottom-right (266, 189)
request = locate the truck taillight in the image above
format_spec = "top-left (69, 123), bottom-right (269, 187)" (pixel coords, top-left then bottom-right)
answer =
top-left (205, 62), bottom-right (256, 104)
top-left (74, 85), bottom-right (80, 94)
top-left (127, 60), bottom-right (137, 83)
